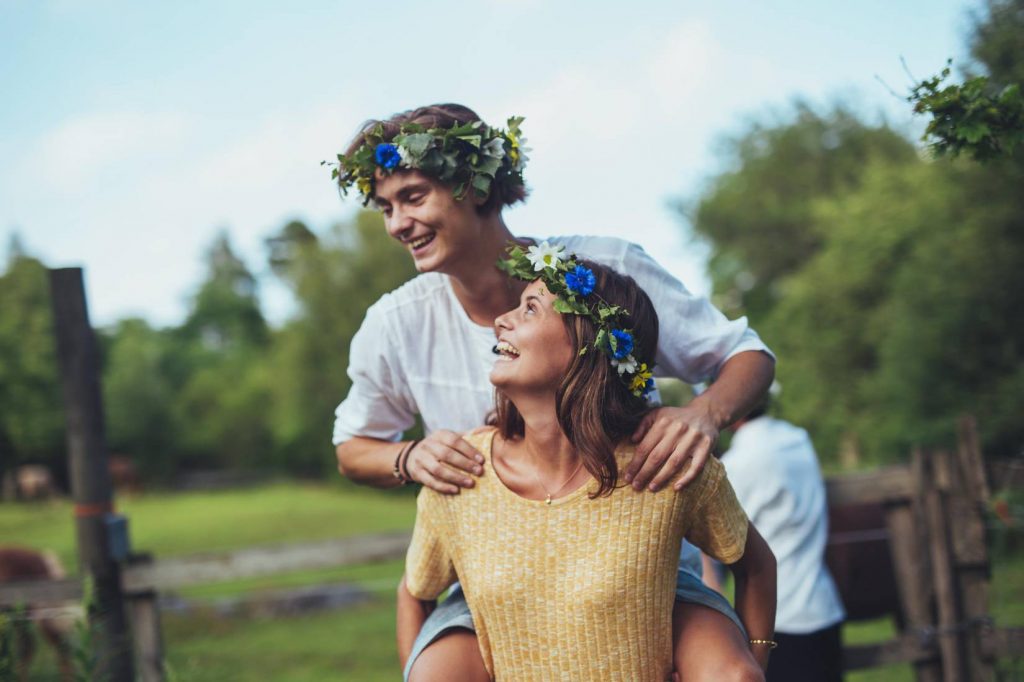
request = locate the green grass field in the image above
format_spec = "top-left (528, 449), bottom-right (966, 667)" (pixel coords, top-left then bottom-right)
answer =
top-left (4, 481), bottom-right (1020, 681)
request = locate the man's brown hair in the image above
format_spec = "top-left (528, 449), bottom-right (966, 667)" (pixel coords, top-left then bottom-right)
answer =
top-left (343, 103), bottom-right (529, 214)
top-left (490, 260), bottom-right (660, 497)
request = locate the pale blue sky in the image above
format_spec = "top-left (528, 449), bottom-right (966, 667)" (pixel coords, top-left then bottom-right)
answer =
top-left (1, 0), bottom-right (981, 326)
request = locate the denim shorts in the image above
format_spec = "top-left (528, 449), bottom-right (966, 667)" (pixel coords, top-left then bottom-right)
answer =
top-left (402, 570), bottom-right (746, 680)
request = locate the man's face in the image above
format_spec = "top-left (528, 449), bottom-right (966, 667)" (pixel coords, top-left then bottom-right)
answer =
top-left (372, 169), bottom-right (483, 274)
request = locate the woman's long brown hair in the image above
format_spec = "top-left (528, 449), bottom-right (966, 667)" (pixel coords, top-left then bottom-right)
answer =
top-left (490, 260), bottom-right (660, 497)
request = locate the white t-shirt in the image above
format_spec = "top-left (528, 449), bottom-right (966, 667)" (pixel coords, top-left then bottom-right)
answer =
top-left (721, 416), bottom-right (846, 633)
top-left (333, 235), bottom-right (772, 443)
top-left (332, 235), bottom-right (774, 577)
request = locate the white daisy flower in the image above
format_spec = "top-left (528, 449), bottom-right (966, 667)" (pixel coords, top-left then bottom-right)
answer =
top-left (526, 241), bottom-right (565, 271)
top-left (611, 354), bottom-right (638, 376)
top-left (513, 139), bottom-right (531, 170)
top-left (397, 145), bottom-right (417, 168)
top-left (483, 136), bottom-right (506, 159)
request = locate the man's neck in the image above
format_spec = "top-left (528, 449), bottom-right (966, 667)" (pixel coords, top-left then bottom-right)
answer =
top-left (446, 217), bottom-right (533, 326)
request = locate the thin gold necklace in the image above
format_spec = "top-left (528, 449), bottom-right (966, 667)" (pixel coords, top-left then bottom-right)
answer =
top-left (527, 448), bottom-right (585, 505)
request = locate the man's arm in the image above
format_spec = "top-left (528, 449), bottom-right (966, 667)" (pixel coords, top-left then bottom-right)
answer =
top-left (626, 349), bottom-right (775, 491)
top-left (336, 431), bottom-right (485, 494)
top-left (396, 574), bottom-right (436, 670)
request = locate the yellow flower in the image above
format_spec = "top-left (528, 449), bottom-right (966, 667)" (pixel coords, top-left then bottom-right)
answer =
top-left (628, 364), bottom-right (653, 393)
top-left (357, 176), bottom-right (372, 196)
top-left (507, 131), bottom-right (522, 165)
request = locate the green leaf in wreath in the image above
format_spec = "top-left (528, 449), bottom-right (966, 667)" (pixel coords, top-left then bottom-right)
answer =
top-left (552, 298), bottom-right (575, 314)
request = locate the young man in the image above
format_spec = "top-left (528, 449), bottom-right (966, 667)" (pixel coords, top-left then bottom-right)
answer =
top-left (704, 400), bottom-right (846, 682)
top-left (331, 104), bottom-right (776, 680)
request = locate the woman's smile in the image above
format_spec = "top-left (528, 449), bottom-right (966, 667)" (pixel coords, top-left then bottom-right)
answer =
top-left (494, 340), bottom-right (521, 361)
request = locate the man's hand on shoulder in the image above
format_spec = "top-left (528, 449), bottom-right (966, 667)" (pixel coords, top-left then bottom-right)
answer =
top-left (625, 405), bottom-right (719, 492)
top-left (407, 430), bottom-right (485, 494)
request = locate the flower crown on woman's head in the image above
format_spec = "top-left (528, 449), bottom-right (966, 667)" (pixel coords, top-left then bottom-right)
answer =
top-left (327, 117), bottom-right (529, 206)
top-left (497, 242), bottom-right (657, 399)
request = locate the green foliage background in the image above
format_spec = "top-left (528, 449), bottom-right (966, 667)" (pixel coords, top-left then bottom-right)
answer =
top-left (0, 212), bottom-right (415, 484)
top-left (685, 0), bottom-right (1024, 466)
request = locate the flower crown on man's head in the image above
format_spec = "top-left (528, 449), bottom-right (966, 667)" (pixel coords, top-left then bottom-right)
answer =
top-left (497, 242), bottom-right (657, 399)
top-left (327, 117), bottom-right (529, 206)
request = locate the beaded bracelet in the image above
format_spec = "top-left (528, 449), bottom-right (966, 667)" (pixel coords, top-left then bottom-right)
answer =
top-left (392, 441), bottom-right (416, 485)
top-left (392, 444), bottom-right (408, 484)
top-left (399, 439), bottom-right (421, 483)
top-left (749, 639), bottom-right (778, 649)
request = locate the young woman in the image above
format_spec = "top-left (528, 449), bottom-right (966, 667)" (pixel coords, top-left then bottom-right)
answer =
top-left (397, 255), bottom-right (777, 681)
top-left (330, 104), bottom-right (777, 678)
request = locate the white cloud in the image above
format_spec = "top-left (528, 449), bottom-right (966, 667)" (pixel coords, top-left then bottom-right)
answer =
top-left (32, 111), bottom-right (191, 189)
top-left (484, 19), bottom-right (748, 298)
top-left (4, 104), bottom-right (360, 325)
top-left (645, 20), bottom-right (715, 111)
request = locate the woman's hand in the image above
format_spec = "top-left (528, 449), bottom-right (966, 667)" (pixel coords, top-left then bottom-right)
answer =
top-left (406, 430), bottom-right (485, 494)
top-left (625, 404), bottom-right (719, 492)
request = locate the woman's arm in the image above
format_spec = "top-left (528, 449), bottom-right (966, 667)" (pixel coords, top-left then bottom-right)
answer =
top-left (729, 523), bottom-right (777, 670)
top-left (396, 574), bottom-right (437, 670)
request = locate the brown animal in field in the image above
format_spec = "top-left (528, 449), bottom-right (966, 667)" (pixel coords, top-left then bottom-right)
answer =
top-left (0, 546), bottom-right (74, 681)
top-left (4, 465), bottom-right (60, 501)
top-left (108, 455), bottom-right (142, 494)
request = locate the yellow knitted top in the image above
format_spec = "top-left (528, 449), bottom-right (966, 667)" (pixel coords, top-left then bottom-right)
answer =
top-left (405, 427), bottom-right (749, 682)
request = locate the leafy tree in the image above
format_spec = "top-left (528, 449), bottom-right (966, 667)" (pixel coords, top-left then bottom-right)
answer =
top-left (909, 0), bottom-right (1024, 162)
top-left (909, 62), bottom-right (1023, 161)
top-left (263, 211), bottom-right (416, 475)
top-left (969, 0), bottom-right (1024, 87)
top-left (685, 96), bottom-right (1024, 464)
top-left (685, 103), bottom-right (916, 322)
top-left (180, 231), bottom-right (268, 351)
top-left (101, 318), bottom-right (181, 478)
top-left (0, 244), bottom-right (64, 478)
top-left (172, 232), bottom-right (274, 471)
top-left (760, 157), bottom-right (1024, 463)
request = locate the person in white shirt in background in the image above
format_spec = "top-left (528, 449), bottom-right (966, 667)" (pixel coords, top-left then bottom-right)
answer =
top-left (703, 391), bottom-right (846, 682)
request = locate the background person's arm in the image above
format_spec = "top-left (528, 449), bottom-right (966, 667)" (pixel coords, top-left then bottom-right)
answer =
top-left (729, 523), bottom-right (777, 670)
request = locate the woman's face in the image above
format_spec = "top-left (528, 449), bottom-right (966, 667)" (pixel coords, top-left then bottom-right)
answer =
top-left (490, 279), bottom-right (575, 395)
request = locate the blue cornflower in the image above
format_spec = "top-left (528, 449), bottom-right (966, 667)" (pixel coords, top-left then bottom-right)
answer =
top-left (644, 377), bottom-right (656, 396)
top-left (375, 143), bottom-right (401, 169)
top-left (610, 329), bottom-right (634, 359)
top-left (564, 264), bottom-right (596, 296)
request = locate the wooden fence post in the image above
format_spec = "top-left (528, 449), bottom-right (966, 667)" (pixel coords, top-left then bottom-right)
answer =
top-left (128, 554), bottom-right (166, 682)
top-left (951, 416), bottom-right (996, 680)
top-left (884, 448), bottom-right (942, 682)
top-left (49, 268), bottom-right (135, 682)
top-left (924, 450), bottom-right (969, 682)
